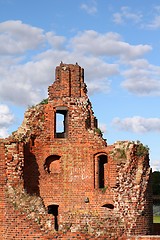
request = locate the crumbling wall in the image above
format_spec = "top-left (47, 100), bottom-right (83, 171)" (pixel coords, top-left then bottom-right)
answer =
top-left (109, 141), bottom-right (152, 235)
top-left (0, 63), bottom-right (154, 239)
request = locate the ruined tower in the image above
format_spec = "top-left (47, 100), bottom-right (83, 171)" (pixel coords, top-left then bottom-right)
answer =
top-left (0, 63), bottom-right (153, 239)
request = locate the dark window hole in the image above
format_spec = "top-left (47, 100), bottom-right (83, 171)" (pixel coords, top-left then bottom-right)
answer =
top-left (102, 204), bottom-right (114, 209)
top-left (48, 204), bottom-right (59, 231)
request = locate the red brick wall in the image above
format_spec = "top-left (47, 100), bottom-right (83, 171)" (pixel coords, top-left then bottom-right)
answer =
top-left (127, 237), bottom-right (160, 240)
top-left (0, 63), bottom-right (155, 239)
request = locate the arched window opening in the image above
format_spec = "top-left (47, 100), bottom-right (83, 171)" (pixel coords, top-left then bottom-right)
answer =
top-left (44, 155), bottom-right (61, 174)
top-left (102, 203), bottom-right (114, 209)
top-left (55, 107), bottom-right (68, 138)
top-left (98, 155), bottom-right (107, 188)
top-left (48, 204), bottom-right (59, 231)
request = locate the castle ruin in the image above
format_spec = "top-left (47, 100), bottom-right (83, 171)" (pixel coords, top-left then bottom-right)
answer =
top-left (0, 63), bottom-right (155, 239)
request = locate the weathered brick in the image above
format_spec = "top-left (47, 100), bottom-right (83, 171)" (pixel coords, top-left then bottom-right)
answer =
top-left (0, 63), bottom-right (156, 239)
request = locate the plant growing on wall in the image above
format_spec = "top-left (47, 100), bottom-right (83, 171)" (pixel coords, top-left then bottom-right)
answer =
top-left (116, 148), bottom-right (127, 159)
top-left (101, 185), bottom-right (108, 193)
top-left (110, 144), bottom-right (127, 161)
top-left (135, 142), bottom-right (149, 157)
top-left (94, 127), bottom-right (103, 137)
top-left (40, 98), bottom-right (48, 105)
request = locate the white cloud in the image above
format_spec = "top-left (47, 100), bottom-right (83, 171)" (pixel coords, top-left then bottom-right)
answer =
top-left (113, 13), bottom-right (124, 25)
top-left (0, 20), bottom-right (45, 55)
top-left (99, 123), bottom-right (107, 134)
top-left (0, 59), bottom-right (52, 106)
top-left (0, 23), bottom-right (123, 105)
top-left (70, 30), bottom-right (151, 60)
top-left (0, 21), bottom-right (68, 106)
top-left (0, 104), bottom-right (14, 137)
top-left (144, 5), bottom-right (160, 29)
top-left (80, 0), bottom-right (97, 15)
top-left (45, 32), bottom-right (66, 49)
top-left (121, 59), bottom-right (160, 96)
top-left (0, 77), bottom-right (41, 106)
top-left (113, 6), bottom-right (142, 25)
top-left (152, 160), bottom-right (160, 172)
top-left (0, 104), bottom-right (14, 126)
top-left (112, 116), bottom-right (160, 133)
top-left (35, 50), bottom-right (116, 94)
top-left (0, 127), bottom-right (9, 138)
top-left (147, 15), bottom-right (160, 29)
top-left (0, 20), bottom-right (156, 108)
top-left (75, 56), bottom-right (118, 94)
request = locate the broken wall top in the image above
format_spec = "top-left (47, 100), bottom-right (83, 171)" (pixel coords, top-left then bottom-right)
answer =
top-left (48, 63), bottom-right (87, 100)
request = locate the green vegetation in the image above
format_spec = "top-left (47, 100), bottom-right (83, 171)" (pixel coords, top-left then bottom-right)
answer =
top-left (110, 141), bottom-right (149, 162)
top-left (135, 142), bottom-right (149, 157)
top-left (100, 186), bottom-right (108, 193)
top-left (110, 148), bottom-right (127, 161)
top-left (152, 171), bottom-right (160, 195)
top-left (28, 104), bottom-right (35, 109)
top-left (94, 128), bottom-right (103, 137)
top-left (40, 98), bottom-right (48, 105)
top-left (109, 142), bottom-right (128, 161)
top-left (41, 114), bottom-right (45, 122)
top-left (27, 98), bottom-right (48, 109)
top-left (116, 148), bottom-right (127, 159)
top-left (153, 215), bottom-right (160, 223)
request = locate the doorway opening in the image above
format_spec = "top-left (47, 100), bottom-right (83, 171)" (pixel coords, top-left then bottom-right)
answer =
top-left (48, 204), bottom-right (59, 231)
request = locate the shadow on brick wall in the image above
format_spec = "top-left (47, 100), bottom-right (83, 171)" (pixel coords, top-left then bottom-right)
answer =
top-left (23, 143), bottom-right (40, 195)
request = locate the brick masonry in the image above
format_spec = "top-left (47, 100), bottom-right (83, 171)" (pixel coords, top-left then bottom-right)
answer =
top-left (0, 63), bottom-right (158, 239)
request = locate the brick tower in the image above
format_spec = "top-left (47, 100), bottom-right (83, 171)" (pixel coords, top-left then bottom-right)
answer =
top-left (27, 62), bottom-right (112, 232)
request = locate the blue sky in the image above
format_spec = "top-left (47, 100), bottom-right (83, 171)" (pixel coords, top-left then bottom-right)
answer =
top-left (0, 0), bottom-right (160, 171)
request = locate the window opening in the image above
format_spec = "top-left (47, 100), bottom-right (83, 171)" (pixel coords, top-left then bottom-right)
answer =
top-left (98, 155), bottom-right (107, 188)
top-left (30, 135), bottom-right (36, 147)
top-left (48, 204), bottom-right (59, 231)
top-left (55, 109), bottom-right (68, 138)
top-left (85, 111), bottom-right (91, 129)
top-left (152, 171), bottom-right (160, 223)
top-left (102, 203), bottom-right (114, 209)
top-left (44, 155), bottom-right (61, 174)
top-left (56, 113), bottom-right (64, 132)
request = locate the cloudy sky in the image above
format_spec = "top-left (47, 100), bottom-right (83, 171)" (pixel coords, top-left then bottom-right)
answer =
top-left (0, 0), bottom-right (160, 171)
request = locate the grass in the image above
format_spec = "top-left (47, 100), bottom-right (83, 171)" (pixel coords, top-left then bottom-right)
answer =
top-left (153, 215), bottom-right (160, 223)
